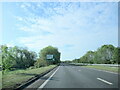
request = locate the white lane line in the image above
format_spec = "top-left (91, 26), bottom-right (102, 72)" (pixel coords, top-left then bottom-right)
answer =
top-left (38, 66), bottom-right (60, 89)
top-left (44, 73), bottom-right (50, 77)
top-left (78, 70), bottom-right (81, 71)
top-left (44, 68), bottom-right (55, 77)
top-left (97, 78), bottom-right (113, 85)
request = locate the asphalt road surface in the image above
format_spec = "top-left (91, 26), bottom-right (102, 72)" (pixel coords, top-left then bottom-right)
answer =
top-left (25, 63), bottom-right (119, 89)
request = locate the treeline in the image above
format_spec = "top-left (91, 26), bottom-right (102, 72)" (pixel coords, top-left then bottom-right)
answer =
top-left (1, 45), bottom-right (37, 70)
top-left (72, 45), bottom-right (120, 64)
top-left (0, 45), bottom-right (61, 71)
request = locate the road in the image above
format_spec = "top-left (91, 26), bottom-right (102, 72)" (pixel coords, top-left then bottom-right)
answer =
top-left (25, 63), bottom-right (119, 89)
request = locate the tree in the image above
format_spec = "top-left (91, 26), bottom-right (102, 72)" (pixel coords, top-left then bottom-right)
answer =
top-left (0, 46), bottom-right (2, 66)
top-left (72, 44), bottom-right (118, 64)
top-left (73, 59), bottom-right (79, 63)
top-left (39, 46), bottom-right (61, 64)
top-left (112, 47), bottom-right (120, 64)
top-left (1, 45), bottom-right (15, 70)
top-left (34, 58), bottom-right (48, 68)
top-left (13, 47), bottom-right (37, 69)
top-left (97, 45), bottom-right (115, 64)
top-left (1, 45), bottom-right (37, 70)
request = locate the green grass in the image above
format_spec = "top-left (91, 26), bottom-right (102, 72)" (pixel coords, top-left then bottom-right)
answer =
top-left (0, 56), bottom-right (1, 65)
top-left (2, 65), bottom-right (56, 88)
top-left (0, 71), bottom-right (2, 89)
top-left (83, 65), bottom-right (118, 73)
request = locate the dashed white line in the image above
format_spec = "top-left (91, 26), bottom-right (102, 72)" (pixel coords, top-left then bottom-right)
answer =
top-left (38, 66), bottom-right (60, 89)
top-left (78, 70), bottom-right (81, 71)
top-left (97, 78), bottom-right (113, 85)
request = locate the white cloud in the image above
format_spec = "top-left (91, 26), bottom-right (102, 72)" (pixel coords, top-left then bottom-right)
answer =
top-left (16, 2), bottom-right (117, 60)
top-left (6, 43), bottom-right (14, 47)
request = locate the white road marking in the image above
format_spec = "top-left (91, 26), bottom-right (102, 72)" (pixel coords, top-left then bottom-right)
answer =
top-left (78, 70), bottom-right (81, 71)
top-left (97, 78), bottom-right (113, 85)
top-left (38, 66), bottom-right (60, 89)
top-left (44, 73), bottom-right (49, 77)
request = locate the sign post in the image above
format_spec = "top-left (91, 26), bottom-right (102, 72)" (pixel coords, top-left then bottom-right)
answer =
top-left (46, 54), bottom-right (54, 64)
top-left (46, 54), bottom-right (53, 60)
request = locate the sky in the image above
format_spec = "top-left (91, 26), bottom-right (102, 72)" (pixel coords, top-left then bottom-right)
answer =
top-left (1, 2), bottom-right (118, 60)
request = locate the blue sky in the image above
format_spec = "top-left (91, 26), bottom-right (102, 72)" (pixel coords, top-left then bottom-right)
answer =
top-left (1, 2), bottom-right (118, 60)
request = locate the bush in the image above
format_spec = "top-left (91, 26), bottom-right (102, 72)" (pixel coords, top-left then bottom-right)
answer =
top-left (27, 66), bottom-right (35, 70)
top-left (34, 59), bottom-right (48, 68)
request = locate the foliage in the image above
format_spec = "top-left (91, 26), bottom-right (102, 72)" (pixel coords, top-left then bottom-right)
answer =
top-left (72, 44), bottom-right (119, 64)
top-left (1, 45), bottom-right (14, 70)
top-left (96, 45), bottom-right (115, 64)
top-left (34, 58), bottom-right (48, 68)
top-left (1, 45), bottom-right (37, 70)
top-left (38, 46), bottom-right (61, 65)
top-left (0, 50), bottom-right (2, 66)
top-left (112, 47), bottom-right (120, 64)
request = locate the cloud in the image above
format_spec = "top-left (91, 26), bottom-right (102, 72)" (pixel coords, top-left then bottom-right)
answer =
top-left (15, 2), bottom-right (117, 60)
top-left (6, 42), bottom-right (15, 47)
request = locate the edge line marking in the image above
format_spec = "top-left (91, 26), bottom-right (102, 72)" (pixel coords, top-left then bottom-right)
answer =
top-left (38, 66), bottom-right (60, 89)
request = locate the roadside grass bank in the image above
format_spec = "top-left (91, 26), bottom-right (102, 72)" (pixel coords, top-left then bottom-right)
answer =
top-left (2, 65), bottom-right (57, 89)
top-left (0, 71), bottom-right (2, 89)
top-left (82, 65), bottom-right (118, 73)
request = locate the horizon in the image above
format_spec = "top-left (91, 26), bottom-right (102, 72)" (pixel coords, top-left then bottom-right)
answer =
top-left (1, 2), bottom-right (118, 60)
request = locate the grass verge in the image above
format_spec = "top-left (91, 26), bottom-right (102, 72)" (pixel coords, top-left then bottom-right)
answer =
top-left (0, 71), bottom-right (2, 89)
top-left (2, 65), bottom-right (57, 89)
top-left (82, 65), bottom-right (118, 73)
